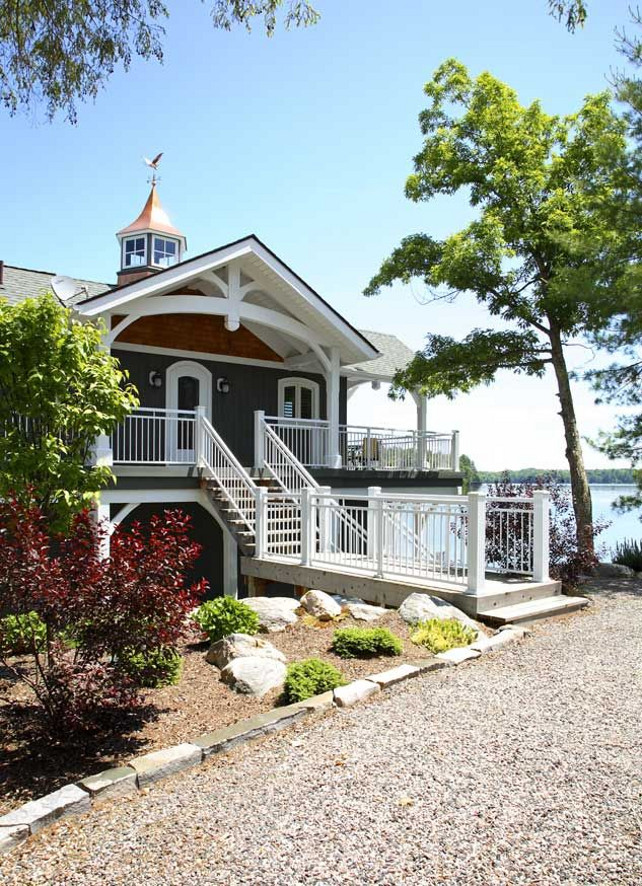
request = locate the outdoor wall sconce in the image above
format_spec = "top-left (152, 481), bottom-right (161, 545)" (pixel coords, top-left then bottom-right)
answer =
top-left (148, 370), bottom-right (163, 388)
top-left (216, 377), bottom-right (231, 394)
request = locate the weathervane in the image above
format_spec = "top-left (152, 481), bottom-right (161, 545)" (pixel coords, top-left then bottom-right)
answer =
top-left (143, 151), bottom-right (163, 186)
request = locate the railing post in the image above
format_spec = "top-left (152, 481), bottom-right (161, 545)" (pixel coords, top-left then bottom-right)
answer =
top-left (301, 486), bottom-right (315, 566)
top-left (91, 433), bottom-right (113, 468)
top-left (254, 410), bottom-right (266, 471)
top-left (194, 406), bottom-right (205, 467)
top-left (451, 430), bottom-right (460, 472)
top-left (367, 485), bottom-right (384, 577)
top-left (317, 485), bottom-right (332, 554)
top-left (466, 491), bottom-right (486, 594)
top-left (255, 486), bottom-right (268, 559)
top-left (532, 490), bottom-right (550, 582)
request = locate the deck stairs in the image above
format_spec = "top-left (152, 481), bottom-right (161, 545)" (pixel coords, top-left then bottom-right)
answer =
top-left (197, 414), bottom-right (589, 624)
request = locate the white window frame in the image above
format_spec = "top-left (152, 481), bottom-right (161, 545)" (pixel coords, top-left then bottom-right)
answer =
top-left (166, 360), bottom-right (213, 460)
top-left (278, 377), bottom-right (320, 420)
top-left (123, 235), bottom-right (147, 268)
top-left (152, 236), bottom-right (179, 268)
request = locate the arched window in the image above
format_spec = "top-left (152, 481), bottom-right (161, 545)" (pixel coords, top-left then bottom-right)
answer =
top-left (278, 377), bottom-right (320, 420)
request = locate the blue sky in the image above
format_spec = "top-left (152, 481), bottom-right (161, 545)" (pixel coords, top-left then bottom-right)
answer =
top-left (0, 0), bottom-right (636, 470)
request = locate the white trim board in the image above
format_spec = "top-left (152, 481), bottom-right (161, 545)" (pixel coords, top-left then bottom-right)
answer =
top-left (111, 342), bottom-right (288, 370)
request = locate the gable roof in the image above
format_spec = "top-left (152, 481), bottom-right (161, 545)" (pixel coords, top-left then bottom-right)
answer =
top-left (76, 235), bottom-right (380, 365)
top-left (346, 329), bottom-right (417, 381)
top-left (0, 265), bottom-right (110, 307)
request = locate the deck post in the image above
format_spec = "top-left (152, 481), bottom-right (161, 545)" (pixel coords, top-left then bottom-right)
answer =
top-left (413, 393), bottom-right (428, 470)
top-left (93, 499), bottom-right (112, 559)
top-left (301, 486), bottom-right (315, 566)
top-left (254, 410), bottom-right (266, 471)
top-left (466, 491), bottom-right (486, 594)
top-left (317, 486), bottom-right (332, 554)
top-left (451, 430), bottom-right (460, 472)
top-left (326, 347), bottom-right (342, 468)
top-left (532, 490), bottom-right (550, 582)
top-left (91, 433), bottom-right (113, 468)
top-left (367, 486), bottom-right (384, 577)
top-left (255, 486), bottom-right (268, 559)
top-left (194, 406), bottom-right (205, 467)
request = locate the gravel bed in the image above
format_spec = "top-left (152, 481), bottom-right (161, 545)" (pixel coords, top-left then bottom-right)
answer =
top-left (2, 582), bottom-right (641, 885)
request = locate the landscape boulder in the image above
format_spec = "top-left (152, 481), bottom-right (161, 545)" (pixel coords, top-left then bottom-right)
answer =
top-left (206, 633), bottom-right (286, 669)
top-left (243, 597), bottom-right (299, 632)
top-left (595, 561), bottom-right (636, 579)
top-left (398, 592), bottom-right (481, 635)
top-left (300, 589), bottom-right (342, 620)
top-left (346, 602), bottom-right (386, 622)
top-left (220, 657), bottom-right (287, 696)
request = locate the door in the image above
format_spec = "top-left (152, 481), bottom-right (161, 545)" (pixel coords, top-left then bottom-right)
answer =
top-left (166, 361), bottom-right (212, 462)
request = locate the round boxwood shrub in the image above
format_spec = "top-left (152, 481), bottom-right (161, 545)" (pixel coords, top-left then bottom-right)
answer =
top-left (282, 658), bottom-right (346, 703)
top-left (119, 646), bottom-right (184, 688)
top-left (0, 611), bottom-right (47, 655)
top-left (331, 626), bottom-right (402, 659)
top-left (192, 597), bottom-right (260, 643)
top-left (410, 617), bottom-right (476, 654)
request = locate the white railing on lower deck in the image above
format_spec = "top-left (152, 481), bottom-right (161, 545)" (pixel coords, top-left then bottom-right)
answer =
top-left (264, 415), bottom-right (459, 471)
top-left (258, 488), bottom-right (551, 591)
top-left (112, 407), bottom-right (197, 464)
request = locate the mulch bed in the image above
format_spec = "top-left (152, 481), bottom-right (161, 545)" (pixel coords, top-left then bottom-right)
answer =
top-left (0, 609), bottom-right (440, 816)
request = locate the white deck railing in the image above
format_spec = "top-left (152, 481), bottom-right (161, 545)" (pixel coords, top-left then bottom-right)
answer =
top-left (264, 415), bottom-right (459, 471)
top-left (199, 413), bottom-right (258, 532)
top-left (111, 407), bottom-right (197, 464)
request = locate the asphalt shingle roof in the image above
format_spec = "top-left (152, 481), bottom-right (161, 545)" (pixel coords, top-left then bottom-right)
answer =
top-left (0, 265), bottom-right (110, 307)
top-left (348, 329), bottom-right (417, 380)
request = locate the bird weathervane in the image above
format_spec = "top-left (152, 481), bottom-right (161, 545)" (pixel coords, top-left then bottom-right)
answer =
top-left (143, 151), bottom-right (163, 186)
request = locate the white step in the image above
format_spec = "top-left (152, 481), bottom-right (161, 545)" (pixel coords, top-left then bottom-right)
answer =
top-left (478, 594), bottom-right (589, 626)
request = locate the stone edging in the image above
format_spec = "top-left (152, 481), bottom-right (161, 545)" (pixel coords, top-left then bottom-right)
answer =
top-left (0, 623), bottom-right (529, 856)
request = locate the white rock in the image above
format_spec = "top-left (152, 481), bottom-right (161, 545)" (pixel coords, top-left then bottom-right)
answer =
top-left (220, 656), bottom-right (287, 697)
top-left (300, 589), bottom-right (342, 620)
top-left (347, 602), bottom-right (386, 622)
top-left (333, 679), bottom-right (380, 708)
top-left (398, 593), bottom-right (481, 635)
top-left (436, 646), bottom-right (481, 665)
top-left (206, 633), bottom-right (286, 668)
top-left (243, 597), bottom-right (299, 632)
top-left (0, 784), bottom-right (91, 834)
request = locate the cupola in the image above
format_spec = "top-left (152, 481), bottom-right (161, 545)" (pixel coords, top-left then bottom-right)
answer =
top-left (116, 178), bottom-right (186, 284)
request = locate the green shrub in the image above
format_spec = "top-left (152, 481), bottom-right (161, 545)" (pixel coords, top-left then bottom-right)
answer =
top-left (192, 597), bottom-right (260, 642)
top-left (613, 538), bottom-right (642, 572)
top-left (410, 618), bottom-right (476, 654)
top-left (0, 611), bottom-right (47, 655)
top-left (119, 646), bottom-right (183, 688)
top-left (282, 658), bottom-right (346, 703)
top-left (331, 626), bottom-right (402, 659)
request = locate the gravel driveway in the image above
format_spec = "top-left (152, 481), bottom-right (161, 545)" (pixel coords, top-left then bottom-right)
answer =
top-left (2, 581), bottom-right (641, 886)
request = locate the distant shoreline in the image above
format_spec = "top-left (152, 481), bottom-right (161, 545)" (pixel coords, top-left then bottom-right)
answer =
top-left (478, 469), bottom-right (635, 485)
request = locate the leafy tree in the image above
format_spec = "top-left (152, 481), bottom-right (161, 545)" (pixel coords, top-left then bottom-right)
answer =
top-left (0, 500), bottom-right (206, 734)
top-left (0, 0), bottom-right (319, 122)
top-left (459, 454), bottom-right (480, 492)
top-left (0, 294), bottom-right (138, 527)
top-left (365, 60), bottom-right (632, 554)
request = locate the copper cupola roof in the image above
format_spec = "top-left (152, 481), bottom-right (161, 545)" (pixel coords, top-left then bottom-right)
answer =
top-left (117, 182), bottom-right (185, 241)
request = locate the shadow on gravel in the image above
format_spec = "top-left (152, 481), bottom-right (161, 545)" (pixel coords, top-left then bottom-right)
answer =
top-left (580, 576), bottom-right (642, 600)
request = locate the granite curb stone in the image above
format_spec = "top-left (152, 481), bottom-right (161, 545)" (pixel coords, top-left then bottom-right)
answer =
top-left (367, 664), bottom-right (421, 688)
top-left (0, 784), bottom-right (90, 835)
top-left (129, 743), bottom-right (203, 786)
top-left (333, 679), bottom-right (381, 708)
top-left (0, 825), bottom-right (29, 855)
top-left (192, 704), bottom-right (311, 756)
top-left (79, 766), bottom-right (138, 801)
top-left (436, 646), bottom-right (482, 665)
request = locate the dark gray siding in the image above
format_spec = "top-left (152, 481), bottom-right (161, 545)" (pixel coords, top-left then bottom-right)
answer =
top-left (113, 348), bottom-right (347, 466)
top-left (113, 501), bottom-right (224, 600)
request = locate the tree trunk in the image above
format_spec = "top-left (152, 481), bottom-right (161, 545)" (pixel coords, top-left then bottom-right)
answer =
top-left (548, 323), bottom-right (594, 555)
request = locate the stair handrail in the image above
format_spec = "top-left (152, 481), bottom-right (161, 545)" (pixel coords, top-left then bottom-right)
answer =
top-left (200, 415), bottom-right (259, 531)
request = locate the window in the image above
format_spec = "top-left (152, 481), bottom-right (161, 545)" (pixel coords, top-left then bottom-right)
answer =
top-left (278, 378), bottom-right (319, 419)
top-left (124, 237), bottom-right (146, 268)
top-left (153, 237), bottom-right (178, 268)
